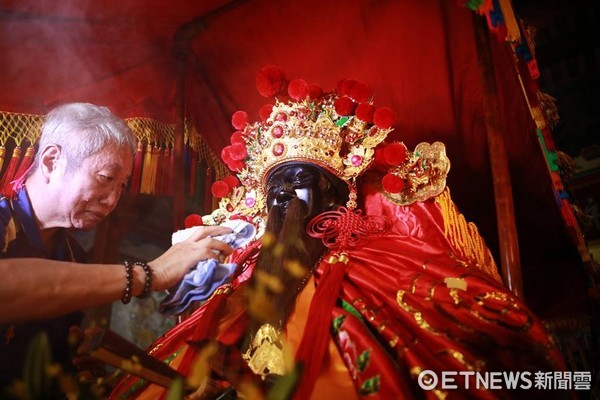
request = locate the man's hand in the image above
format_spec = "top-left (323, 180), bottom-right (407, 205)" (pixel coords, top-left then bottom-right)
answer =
top-left (149, 226), bottom-right (234, 292)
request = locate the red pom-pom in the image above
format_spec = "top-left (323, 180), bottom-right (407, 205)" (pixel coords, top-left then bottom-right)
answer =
top-left (259, 104), bottom-right (274, 121)
top-left (227, 158), bottom-right (244, 172)
top-left (229, 142), bottom-right (247, 161)
top-left (336, 78), bottom-right (349, 94)
top-left (350, 82), bottom-right (372, 103)
top-left (355, 103), bottom-right (374, 123)
top-left (308, 83), bottom-right (323, 99)
top-left (383, 142), bottom-right (407, 166)
top-left (223, 175), bottom-right (240, 189)
top-left (382, 173), bottom-right (405, 193)
top-left (373, 106), bottom-right (395, 129)
top-left (256, 65), bottom-right (287, 98)
top-left (230, 131), bottom-right (244, 144)
top-left (184, 214), bottom-right (204, 228)
top-left (221, 147), bottom-right (233, 164)
top-left (288, 79), bottom-right (309, 100)
top-left (222, 146), bottom-right (245, 172)
top-left (231, 111), bottom-right (248, 130)
top-left (334, 96), bottom-right (356, 116)
top-left (341, 79), bottom-right (358, 96)
top-left (211, 181), bottom-right (231, 198)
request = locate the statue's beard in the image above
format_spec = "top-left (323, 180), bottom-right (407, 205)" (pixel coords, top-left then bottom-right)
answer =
top-left (248, 197), bottom-right (327, 330)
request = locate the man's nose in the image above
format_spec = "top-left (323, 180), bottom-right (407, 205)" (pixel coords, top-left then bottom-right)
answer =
top-left (100, 187), bottom-right (121, 208)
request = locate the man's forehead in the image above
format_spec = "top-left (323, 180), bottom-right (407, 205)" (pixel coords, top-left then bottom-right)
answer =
top-left (84, 148), bottom-right (131, 171)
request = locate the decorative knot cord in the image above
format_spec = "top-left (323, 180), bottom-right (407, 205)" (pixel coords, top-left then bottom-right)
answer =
top-left (306, 206), bottom-right (390, 250)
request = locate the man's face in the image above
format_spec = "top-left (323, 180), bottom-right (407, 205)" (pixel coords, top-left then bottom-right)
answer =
top-left (265, 164), bottom-right (334, 222)
top-left (50, 145), bottom-right (133, 230)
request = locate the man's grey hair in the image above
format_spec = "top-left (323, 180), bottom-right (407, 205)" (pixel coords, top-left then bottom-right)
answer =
top-left (33, 103), bottom-right (137, 171)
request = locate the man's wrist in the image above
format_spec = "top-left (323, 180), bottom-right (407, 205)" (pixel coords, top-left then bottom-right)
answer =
top-left (121, 261), bottom-right (147, 303)
top-left (131, 263), bottom-right (147, 298)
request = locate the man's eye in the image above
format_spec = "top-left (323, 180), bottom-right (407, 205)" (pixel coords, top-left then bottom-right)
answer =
top-left (98, 174), bottom-right (113, 182)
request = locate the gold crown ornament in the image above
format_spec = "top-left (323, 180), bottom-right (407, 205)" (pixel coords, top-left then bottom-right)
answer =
top-left (238, 95), bottom-right (391, 192)
top-left (205, 66), bottom-right (449, 230)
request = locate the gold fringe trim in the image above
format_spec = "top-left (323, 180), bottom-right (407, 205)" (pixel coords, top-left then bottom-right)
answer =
top-left (0, 111), bottom-right (229, 194)
top-left (435, 188), bottom-right (502, 283)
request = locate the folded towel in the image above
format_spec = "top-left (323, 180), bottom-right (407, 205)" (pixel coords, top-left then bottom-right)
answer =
top-left (159, 220), bottom-right (256, 316)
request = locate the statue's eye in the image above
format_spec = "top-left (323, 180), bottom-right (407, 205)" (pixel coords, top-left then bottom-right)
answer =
top-left (293, 172), bottom-right (314, 186)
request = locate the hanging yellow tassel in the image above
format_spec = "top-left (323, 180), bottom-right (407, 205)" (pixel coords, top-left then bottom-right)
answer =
top-left (435, 188), bottom-right (502, 283)
top-left (140, 142), bottom-right (153, 194)
top-left (13, 145), bottom-right (35, 181)
top-left (0, 146), bottom-right (6, 176)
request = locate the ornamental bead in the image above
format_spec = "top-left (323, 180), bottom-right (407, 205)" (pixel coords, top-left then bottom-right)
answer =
top-left (272, 125), bottom-right (284, 138)
top-left (351, 155), bottom-right (363, 166)
top-left (273, 143), bottom-right (284, 156)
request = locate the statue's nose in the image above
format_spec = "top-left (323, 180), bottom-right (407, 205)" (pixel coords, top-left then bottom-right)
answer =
top-left (276, 189), bottom-right (296, 204)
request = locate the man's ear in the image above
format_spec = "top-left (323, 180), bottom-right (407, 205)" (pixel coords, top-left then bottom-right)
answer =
top-left (38, 144), bottom-right (63, 181)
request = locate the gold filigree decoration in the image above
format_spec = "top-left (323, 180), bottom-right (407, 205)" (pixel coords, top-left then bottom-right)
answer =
top-left (382, 142), bottom-right (450, 205)
top-left (470, 291), bottom-right (533, 332)
top-left (242, 323), bottom-right (286, 378)
top-left (396, 290), bottom-right (440, 335)
top-left (203, 185), bottom-right (267, 235)
top-left (235, 95), bottom-right (393, 199)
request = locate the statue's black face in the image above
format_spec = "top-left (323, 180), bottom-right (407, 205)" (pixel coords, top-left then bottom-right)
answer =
top-left (265, 163), bottom-right (342, 221)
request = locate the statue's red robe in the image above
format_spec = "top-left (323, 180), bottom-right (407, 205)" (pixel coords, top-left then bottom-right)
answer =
top-left (110, 184), bottom-right (567, 399)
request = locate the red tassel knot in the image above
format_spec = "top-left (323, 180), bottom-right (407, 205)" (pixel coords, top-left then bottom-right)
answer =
top-left (306, 206), bottom-right (389, 250)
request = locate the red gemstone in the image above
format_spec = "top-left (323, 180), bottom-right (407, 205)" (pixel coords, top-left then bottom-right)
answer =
top-left (273, 143), bottom-right (284, 156)
top-left (272, 125), bottom-right (284, 138)
top-left (275, 112), bottom-right (288, 122)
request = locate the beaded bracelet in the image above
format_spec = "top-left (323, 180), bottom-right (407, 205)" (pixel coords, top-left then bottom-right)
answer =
top-left (135, 261), bottom-right (153, 299)
top-left (121, 261), bottom-right (134, 304)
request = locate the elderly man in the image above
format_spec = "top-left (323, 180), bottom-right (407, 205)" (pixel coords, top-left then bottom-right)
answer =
top-left (0, 103), bottom-right (233, 391)
top-left (111, 70), bottom-right (568, 399)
